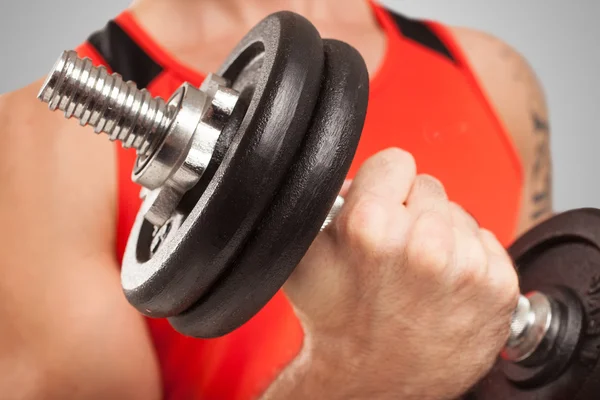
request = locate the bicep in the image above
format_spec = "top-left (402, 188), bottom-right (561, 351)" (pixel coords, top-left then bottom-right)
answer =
top-left (451, 27), bottom-right (553, 236)
top-left (0, 80), bottom-right (160, 399)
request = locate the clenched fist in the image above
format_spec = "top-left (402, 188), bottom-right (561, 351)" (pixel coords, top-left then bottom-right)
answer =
top-left (265, 148), bottom-right (520, 400)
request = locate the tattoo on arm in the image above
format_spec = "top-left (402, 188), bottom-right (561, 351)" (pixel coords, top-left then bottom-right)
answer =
top-left (530, 112), bottom-right (552, 221)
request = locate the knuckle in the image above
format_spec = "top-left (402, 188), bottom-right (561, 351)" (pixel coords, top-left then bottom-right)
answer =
top-left (479, 227), bottom-right (496, 238)
top-left (380, 147), bottom-right (417, 170)
top-left (448, 201), bottom-right (465, 215)
top-left (479, 228), bottom-right (512, 261)
top-left (488, 259), bottom-right (520, 306)
top-left (503, 271), bottom-right (520, 302)
top-left (366, 148), bottom-right (417, 178)
top-left (453, 240), bottom-right (489, 287)
top-left (449, 202), bottom-right (479, 226)
top-left (338, 197), bottom-right (386, 250)
top-left (406, 212), bottom-right (453, 276)
top-left (414, 174), bottom-right (447, 198)
top-left (465, 239), bottom-right (489, 270)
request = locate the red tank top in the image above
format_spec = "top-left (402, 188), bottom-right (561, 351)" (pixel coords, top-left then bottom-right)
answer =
top-left (76, 2), bottom-right (523, 399)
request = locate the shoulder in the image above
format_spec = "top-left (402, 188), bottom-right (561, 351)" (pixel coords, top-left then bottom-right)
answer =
top-left (0, 79), bottom-right (117, 237)
top-left (448, 27), bottom-right (553, 235)
top-left (448, 27), bottom-right (547, 164)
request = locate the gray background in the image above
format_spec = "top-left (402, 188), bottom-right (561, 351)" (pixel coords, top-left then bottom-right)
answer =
top-left (0, 0), bottom-right (598, 212)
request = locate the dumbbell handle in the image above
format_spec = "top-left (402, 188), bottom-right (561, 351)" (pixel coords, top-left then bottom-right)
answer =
top-left (320, 195), bottom-right (346, 231)
top-left (324, 195), bottom-right (551, 364)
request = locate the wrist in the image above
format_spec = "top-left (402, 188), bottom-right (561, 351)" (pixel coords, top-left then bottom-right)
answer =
top-left (261, 325), bottom-right (358, 400)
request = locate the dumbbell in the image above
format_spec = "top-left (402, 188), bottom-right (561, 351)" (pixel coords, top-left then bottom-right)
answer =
top-left (470, 208), bottom-right (600, 399)
top-left (39, 11), bottom-right (365, 337)
top-left (37, 11), bottom-right (600, 400)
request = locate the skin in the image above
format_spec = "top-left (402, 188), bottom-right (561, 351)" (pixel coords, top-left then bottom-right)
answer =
top-left (452, 28), bottom-right (553, 235)
top-left (0, 0), bottom-right (552, 398)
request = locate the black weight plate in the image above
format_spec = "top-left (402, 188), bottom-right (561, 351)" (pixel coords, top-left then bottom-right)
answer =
top-left (121, 11), bottom-right (324, 317)
top-left (474, 208), bottom-right (600, 400)
top-left (169, 39), bottom-right (370, 338)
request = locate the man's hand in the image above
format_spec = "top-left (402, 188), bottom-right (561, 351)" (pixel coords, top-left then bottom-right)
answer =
top-left (264, 148), bottom-right (520, 400)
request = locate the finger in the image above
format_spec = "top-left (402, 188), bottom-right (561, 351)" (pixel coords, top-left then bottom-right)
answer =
top-left (405, 174), bottom-right (452, 223)
top-left (339, 179), bottom-right (353, 197)
top-left (482, 241), bottom-right (520, 316)
top-left (478, 228), bottom-right (518, 301)
top-left (345, 148), bottom-right (417, 208)
top-left (449, 202), bottom-right (479, 235)
top-left (448, 204), bottom-right (485, 282)
top-left (450, 226), bottom-right (489, 284)
top-left (479, 228), bottom-right (511, 261)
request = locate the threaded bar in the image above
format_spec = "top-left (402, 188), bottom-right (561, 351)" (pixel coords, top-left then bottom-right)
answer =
top-left (38, 50), bottom-right (175, 156)
top-left (321, 196), bottom-right (345, 231)
top-left (509, 295), bottom-right (531, 342)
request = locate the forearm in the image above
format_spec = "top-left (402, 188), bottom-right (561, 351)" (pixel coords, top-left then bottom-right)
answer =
top-left (259, 331), bottom-right (357, 400)
top-left (260, 335), bottom-right (326, 400)
top-left (0, 256), bottom-right (161, 400)
top-left (261, 342), bottom-right (472, 400)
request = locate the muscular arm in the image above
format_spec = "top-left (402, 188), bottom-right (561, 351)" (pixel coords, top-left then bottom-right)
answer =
top-left (0, 81), bottom-right (160, 399)
top-left (452, 28), bottom-right (553, 236)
